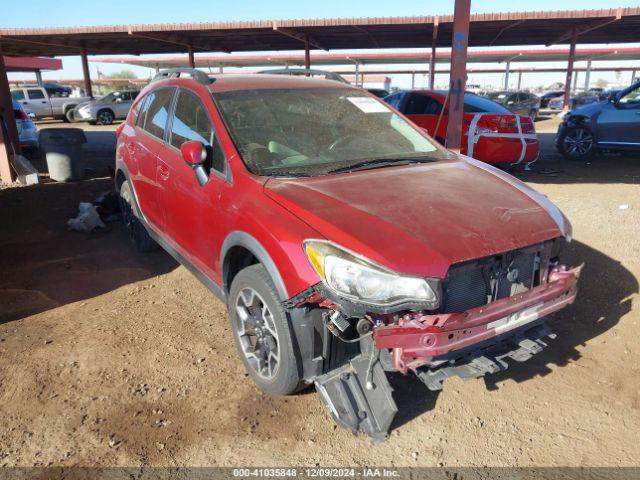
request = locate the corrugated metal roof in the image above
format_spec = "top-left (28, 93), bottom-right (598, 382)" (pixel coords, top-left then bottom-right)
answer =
top-left (0, 8), bottom-right (639, 57)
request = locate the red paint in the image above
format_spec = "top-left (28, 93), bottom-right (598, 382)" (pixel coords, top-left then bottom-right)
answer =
top-left (396, 90), bottom-right (540, 165)
top-left (118, 75), bottom-right (564, 301)
top-left (180, 140), bottom-right (206, 165)
top-left (374, 266), bottom-right (581, 373)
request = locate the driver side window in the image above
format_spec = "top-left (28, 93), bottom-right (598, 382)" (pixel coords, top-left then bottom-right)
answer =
top-left (618, 86), bottom-right (640, 108)
top-left (169, 89), bottom-right (226, 175)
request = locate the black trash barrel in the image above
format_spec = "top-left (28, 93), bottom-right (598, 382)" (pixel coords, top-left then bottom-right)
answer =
top-left (39, 128), bottom-right (87, 182)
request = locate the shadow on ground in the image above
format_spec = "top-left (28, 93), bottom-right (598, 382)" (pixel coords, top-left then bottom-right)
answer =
top-left (511, 132), bottom-right (640, 186)
top-left (388, 239), bottom-right (637, 431)
top-left (0, 178), bottom-right (177, 324)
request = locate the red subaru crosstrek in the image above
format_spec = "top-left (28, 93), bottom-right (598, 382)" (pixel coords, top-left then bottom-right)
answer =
top-left (115, 69), bottom-right (579, 440)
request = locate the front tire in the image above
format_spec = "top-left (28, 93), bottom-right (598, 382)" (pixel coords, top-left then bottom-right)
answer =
top-left (229, 264), bottom-right (301, 395)
top-left (557, 126), bottom-right (595, 161)
top-left (97, 109), bottom-right (115, 126)
top-left (119, 180), bottom-right (157, 252)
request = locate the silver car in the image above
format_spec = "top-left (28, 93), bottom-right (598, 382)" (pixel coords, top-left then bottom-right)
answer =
top-left (74, 90), bottom-right (139, 125)
top-left (13, 99), bottom-right (38, 153)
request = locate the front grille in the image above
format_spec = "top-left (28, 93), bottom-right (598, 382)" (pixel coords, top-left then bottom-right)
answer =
top-left (442, 245), bottom-right (545, 314)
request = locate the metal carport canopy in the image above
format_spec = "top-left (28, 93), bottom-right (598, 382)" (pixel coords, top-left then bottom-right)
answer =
top-left (92, 47), bottom-right (640, 70)
top-left (1, 8), bottom-right (640, 56)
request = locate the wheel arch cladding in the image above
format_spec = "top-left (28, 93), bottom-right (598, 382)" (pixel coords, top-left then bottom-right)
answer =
top-left (221, 231), bottom-right (289, 301)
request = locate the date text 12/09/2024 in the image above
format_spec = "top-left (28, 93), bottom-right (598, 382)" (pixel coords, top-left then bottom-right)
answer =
top-left (232, 468), bottom-right (400, 478)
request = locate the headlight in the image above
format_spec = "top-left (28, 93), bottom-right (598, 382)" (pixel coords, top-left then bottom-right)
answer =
top-left (304, 240), bottom-right (439, 308)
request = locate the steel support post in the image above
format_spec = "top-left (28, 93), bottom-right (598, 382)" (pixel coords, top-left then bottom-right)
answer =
top-left (562, 35), bottom-right (577, 109)
top-left (304, 35), bottom-right (311, 73)
top-left (188, 45), bottom-right (195, 68)
top-left (0, 54), bottom-right (18, 183)
top-left (429, 17), bottom-right (439, 90)
top-left (504, 61), bottom-right (510, 90)
top-left (517, 71), bottom-right (522, 90)
top-left (445, 0), bottom-right (471, 151)
top-left (81, 48), bottom-right (94, 99)
top-left (584, 60), bottom-right (592, 91)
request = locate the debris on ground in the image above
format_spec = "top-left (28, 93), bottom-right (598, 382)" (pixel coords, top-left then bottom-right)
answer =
top-left (94, 191), bottom-right (121, 223)
top-left (67, 191), bottom-right (121, 233)
top-left (67, 202), bottom-right (106, 233)
top-left (10, 154), bottom-right (40, 186)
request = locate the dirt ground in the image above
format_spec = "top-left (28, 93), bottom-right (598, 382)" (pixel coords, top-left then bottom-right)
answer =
top-left (0, 117), bottom-right (638, 467)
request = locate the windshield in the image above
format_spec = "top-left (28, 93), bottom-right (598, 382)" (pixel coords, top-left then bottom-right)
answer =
top-left (214, 88), bottom-right (445, 176)
top-left (464, 94), bottom-right (511, 113)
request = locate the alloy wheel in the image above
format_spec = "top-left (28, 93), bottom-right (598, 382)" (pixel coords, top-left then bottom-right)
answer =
top-left (563, 128), bottom-right (594, 157)
top-left (98, 111), bottom-right (114, 125)
top-left (234, 287), bottom-right (280, 380)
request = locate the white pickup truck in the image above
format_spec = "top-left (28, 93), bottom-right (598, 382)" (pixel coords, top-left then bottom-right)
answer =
top-left (10, 86), bottom-right (91, 122)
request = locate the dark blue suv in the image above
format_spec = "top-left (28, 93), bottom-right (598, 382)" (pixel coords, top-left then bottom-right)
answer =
top-left (556, 81), bottom-right (640, 160)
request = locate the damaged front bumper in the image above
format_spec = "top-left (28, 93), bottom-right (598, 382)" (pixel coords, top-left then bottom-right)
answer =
top-left (313, 265), bottom-right (580, 441)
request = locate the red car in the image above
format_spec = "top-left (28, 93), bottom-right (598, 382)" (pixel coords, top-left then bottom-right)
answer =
top-left (385, 90), bottom-right (540, 166)
top-left (115, 69), bottom-right (578, 440)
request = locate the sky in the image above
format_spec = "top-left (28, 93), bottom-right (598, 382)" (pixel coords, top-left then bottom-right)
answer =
top-left (4, 0), bottom-right (640, 90)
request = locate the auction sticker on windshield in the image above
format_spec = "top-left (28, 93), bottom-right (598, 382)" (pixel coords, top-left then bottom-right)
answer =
top-left (347, 97), bottom-right (389, 113)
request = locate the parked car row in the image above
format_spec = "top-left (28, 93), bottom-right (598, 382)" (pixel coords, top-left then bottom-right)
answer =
top-left (10, 85), bottom-right (91, 123)
top-left (383, 89), bottom-right (539, 166)
top-left (73, 90), bottom-right (140, 125)
top-left (556, 80), bottom-right (640, 160)
top-left (483, 91), bottom-right (541, 120)
top-left (12, 100), bottom-right (39, 154)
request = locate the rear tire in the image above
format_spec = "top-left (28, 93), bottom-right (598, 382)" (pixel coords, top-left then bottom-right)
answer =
top-left (557, 126), bottom-right (595, 161)
top-left (229, 264), bottom-right (302, 396)
top-left (119, 180), bottom-right (158, 252)
top-left (64, 108), bottom-right (75, 123)
top-left (97, 109), bottom-right (115, 126)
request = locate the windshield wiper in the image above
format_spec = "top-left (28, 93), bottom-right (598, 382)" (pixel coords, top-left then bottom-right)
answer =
top-left (327, 156), bottom-right (433, 174)
top-left (266, 170), bottom-right (312, 178)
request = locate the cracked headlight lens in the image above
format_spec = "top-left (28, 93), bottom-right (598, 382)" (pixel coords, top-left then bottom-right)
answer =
top-left (304, 240), bottom-right (439, 307)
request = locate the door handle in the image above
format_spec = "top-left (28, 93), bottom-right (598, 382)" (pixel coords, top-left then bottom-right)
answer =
top-left (635, 111), bottom-right (640, 115)
top-left (22, 101), bottom-right (28, 105)
top-left (41, 101), bottom-right (47, 104)
top-left (158, 164), bottom-right (170, 181)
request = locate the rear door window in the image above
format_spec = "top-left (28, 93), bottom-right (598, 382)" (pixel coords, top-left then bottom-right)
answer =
top-left (27, 89), bottom-right (45, 100)
top-left (142, 88), bottom-right (175, 140)
top-left (404, 93), bottom-right (442, 115)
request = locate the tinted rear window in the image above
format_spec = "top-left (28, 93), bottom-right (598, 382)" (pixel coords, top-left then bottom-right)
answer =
top-left (464, 94), bottom-right (511, 113)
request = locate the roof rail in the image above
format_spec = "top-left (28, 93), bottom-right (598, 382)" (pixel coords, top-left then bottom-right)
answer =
top-left (152, 68), bottom-right (214, 85)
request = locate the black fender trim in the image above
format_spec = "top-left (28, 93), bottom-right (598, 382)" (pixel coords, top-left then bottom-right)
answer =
top-left (220, 231), bottom-right (289, 301)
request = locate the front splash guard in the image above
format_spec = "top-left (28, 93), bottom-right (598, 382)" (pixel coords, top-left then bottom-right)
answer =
top-left (314, 354), bottom-right (397, 442)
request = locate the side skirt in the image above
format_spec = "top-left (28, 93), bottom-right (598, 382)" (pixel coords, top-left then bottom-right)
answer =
top-left (145, 224), bottom-right (227, 303)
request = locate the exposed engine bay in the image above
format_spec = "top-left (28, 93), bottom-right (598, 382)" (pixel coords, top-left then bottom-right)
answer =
top-left (285, 239), bottom-right (581, 441)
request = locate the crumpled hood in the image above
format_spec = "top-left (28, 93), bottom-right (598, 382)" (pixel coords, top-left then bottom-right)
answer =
top-left (264, 157), bottom-right (566, 278)
top-left (567, 100), bottom-right (607, 117)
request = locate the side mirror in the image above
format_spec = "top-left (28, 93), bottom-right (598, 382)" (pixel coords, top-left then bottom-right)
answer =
top-left (181, 140), bottom-right (209, 186)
